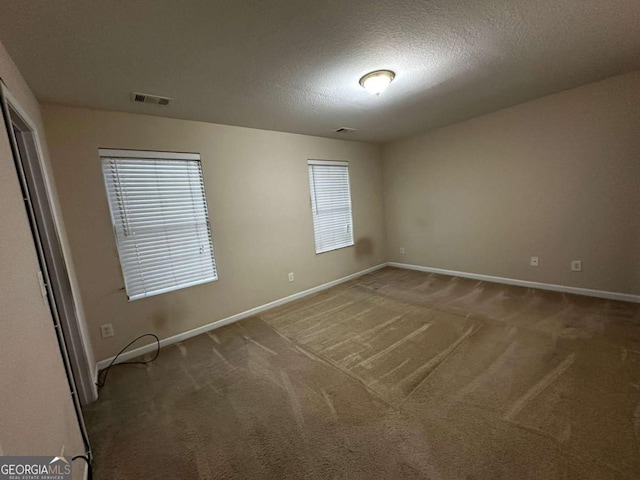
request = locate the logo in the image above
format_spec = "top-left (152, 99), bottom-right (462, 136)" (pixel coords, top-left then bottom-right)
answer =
top-left (0, 456), bottom-right (72, 480)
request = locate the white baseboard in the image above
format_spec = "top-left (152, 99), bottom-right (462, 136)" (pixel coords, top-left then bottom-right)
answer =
top-left (96, 261), bottom-right (639, 371)
top-left (96, 263), bottom-right (387, 370)
top-left (388, 262), bottom-right (640, 304)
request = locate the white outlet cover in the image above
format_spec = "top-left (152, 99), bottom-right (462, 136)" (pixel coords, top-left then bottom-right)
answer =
top-left (288, 272), bottom-right (294, 282)
top-left (571, 260), bottom-right (582, 272)
top-left (400, 247), bottom-right (405, 254)
top-left (100, 323), bottom-right (114, 338)
top-left (530, 256), bottom-right (539, 267)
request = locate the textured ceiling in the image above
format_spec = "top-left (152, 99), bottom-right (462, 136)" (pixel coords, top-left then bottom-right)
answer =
top-left (0, 0), bottom-right (638, 142)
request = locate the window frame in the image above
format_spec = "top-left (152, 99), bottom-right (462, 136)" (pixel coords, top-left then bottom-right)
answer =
top-left (307, 159), bottom-right (355, 254)
top-left (99, 148), bottom-right (218, 301)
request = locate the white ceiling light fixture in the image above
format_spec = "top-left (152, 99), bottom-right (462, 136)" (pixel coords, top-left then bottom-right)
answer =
top-left (359, 69), bottom-right (395, 96)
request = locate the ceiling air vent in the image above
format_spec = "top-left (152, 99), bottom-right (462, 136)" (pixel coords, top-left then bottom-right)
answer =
top-left (333, 127), bottom-right (356, 134)
top-left (130, 92), bottom-right (172, 106)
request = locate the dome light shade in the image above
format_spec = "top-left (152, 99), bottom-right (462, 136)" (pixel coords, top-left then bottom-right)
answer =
top-left (359, 70), bottom-right (395, 96)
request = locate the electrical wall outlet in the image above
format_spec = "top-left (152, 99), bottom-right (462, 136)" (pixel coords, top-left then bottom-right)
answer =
top-left (571, 260), bottom-right (582, 272)
top-left (100, 323), bottom-right (114, 339)
top-left (288, 272), bottom-right (295, 282)
top-left (530, 256), bottom-right (539, 267)
top-left (399, 247), bottom-right (405, 254)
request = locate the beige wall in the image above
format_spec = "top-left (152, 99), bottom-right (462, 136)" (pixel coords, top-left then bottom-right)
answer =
top-left (42, 105), bottom-right (386, 362)
top-left (0, 41), bottom-right (85, 471)
top-left (383, 70), bottom-right (640, 295)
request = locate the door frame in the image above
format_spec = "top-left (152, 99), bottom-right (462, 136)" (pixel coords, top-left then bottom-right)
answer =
top-left (0, 81), bottom-right (93, 457)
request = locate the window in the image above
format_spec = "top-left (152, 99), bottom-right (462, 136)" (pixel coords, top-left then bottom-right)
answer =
top-left (100, 149), bottom-right (217, 300)
top-left (308, 160), bottom-right (354, 254)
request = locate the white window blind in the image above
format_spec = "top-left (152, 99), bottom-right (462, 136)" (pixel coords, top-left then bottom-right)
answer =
top-left (308, 160), bottom-right (354, 254)
top-left (100, 149), bottom-right (217, 300)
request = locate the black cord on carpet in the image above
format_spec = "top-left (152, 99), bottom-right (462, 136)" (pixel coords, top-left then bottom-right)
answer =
top-left (96, 333), bottom-right (160, 389)
top-left (72, 455), bottom-right (92, 480)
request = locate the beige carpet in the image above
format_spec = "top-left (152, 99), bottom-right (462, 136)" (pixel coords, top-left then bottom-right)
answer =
top-left (84, 267), bottom-right (640, 479)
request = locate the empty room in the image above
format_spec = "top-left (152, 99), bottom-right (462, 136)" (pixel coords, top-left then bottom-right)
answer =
top-left (0, 1), bottom-right (639, 479)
